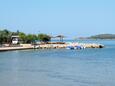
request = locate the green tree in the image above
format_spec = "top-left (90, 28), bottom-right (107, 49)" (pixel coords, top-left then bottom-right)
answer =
top-left (26, 34), bottom-right (34, 43)
top-left (0, 30), bottom-right (3, 44)
top-left (12, 30), bottom-right (20, 35)
top-left (19, 32), bottom-right (27, 43)
top-left (26, 34), bottom-right (38, 43)
top-left (0, 29), bottom-right (12, 44)
top-left (38, 34), bottom-right (51, 42)
top-left (0, 29), bottom-right (51, 44)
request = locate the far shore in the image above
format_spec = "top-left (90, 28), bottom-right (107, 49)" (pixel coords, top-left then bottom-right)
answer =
top-left (77, 38), bottom-right (115, 40)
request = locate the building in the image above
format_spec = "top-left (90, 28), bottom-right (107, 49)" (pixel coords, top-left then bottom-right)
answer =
top-left (11, 36), bottom-right (20, 44)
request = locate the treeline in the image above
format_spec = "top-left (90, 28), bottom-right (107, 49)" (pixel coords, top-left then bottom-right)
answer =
top-left (89, 34), bottom-right (115, 39)
top-left (0, 29), bottom-right (51, 44)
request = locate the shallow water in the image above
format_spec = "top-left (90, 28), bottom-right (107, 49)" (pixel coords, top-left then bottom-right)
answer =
top-left (0, 40), bottom-right (115, 86)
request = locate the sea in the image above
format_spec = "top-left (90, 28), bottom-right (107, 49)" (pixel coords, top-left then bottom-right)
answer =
top-left (0, 40), bottom-right (115, 86)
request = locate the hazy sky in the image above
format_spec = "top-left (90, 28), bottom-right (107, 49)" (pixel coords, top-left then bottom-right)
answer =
top-left (0, 0), bottom-right (115, 38)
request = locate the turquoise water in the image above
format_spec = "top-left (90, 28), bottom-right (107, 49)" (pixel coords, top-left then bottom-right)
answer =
top-left (0, 40), bottom-right (115, 86)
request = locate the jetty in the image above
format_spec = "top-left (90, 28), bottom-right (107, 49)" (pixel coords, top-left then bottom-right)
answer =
top-left (34, 42), bottom-right (104, 49)
top-left (0, 42), bottom-right (104, 51)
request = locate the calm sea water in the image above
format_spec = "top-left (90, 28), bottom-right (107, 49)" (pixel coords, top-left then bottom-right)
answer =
top-left (0, 40), bottom-right (115, 86)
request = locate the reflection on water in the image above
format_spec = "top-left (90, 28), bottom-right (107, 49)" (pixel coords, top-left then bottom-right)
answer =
top-left (0, 40), bottom-right (115, 86)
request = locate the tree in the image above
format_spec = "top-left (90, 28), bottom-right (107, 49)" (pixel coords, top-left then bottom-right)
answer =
top-left (38, 34), bottom-right (51, 42)
top-left (0, 29), bottom-right (51, 44)
top-left (0, 30), bottom-right (3, 44)
top-left (19, 32), bottom-right (27, 43)
top-left (12, 30), bottom-right (20, 35)
top-left (26, 34), bottom-right (33, 43)
top-left (0, 29), bottom-right (12, 44)
top-left (25, 34), bottom-right (38, 43)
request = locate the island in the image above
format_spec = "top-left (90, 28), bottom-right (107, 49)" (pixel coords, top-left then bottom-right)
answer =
top-left (88, 34), bottom-right (115, 39)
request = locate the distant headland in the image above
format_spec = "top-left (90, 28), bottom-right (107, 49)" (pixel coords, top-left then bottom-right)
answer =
top-left (89, 34), bottom-right (115, 39)
top-left (78, 34), bottom-right (115, 40)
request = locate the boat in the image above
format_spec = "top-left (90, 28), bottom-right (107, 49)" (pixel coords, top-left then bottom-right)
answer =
top-left (66, 45), bottom-right (85, 50)
top-left (66, 46), bottom-right (75, 50)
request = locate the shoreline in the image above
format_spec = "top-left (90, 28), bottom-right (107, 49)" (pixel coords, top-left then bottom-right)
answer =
top-left (0, 46), bottom-right (33, 51)
top-left (0, 42), bottom-right (104, 52)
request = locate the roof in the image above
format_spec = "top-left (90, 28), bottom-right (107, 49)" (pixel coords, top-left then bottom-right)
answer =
top-left (11, 35), bottom-right (20, 38)
top-left (56, 35), bottom-right (65, 38)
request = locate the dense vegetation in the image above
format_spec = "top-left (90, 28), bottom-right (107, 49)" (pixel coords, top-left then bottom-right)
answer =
top-left (89, 34), bottom-right (115, 39)
top-left (38, 34), bottom-right (51, 42)
top-left (0, 29), bottom-right (51, 44)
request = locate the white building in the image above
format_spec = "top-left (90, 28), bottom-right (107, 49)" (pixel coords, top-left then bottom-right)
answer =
top-left (11, 36), bottom-right (20, 44)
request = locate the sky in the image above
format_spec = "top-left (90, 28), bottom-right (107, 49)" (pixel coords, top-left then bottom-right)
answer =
top-left (0, 0), bottom-right (115, 38)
